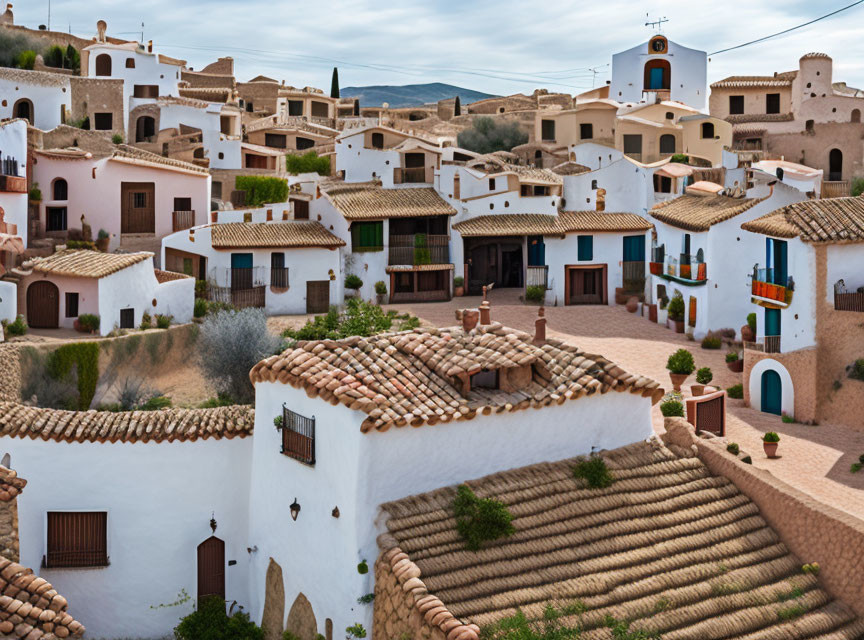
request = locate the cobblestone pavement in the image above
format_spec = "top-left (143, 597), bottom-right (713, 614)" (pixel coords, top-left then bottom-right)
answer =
top-left (389, 289), bottom-right (864, 520)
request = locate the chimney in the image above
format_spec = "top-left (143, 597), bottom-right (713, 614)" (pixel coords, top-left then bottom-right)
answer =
top-left (461, 309), bottom-right (479, 332)
top-left (0, 461), bottom-right (27, 562)
top-left (147, 40), bottom-right (153, 53)
top-left (479, 299), bottom-right (491, 325)
top-left (533, 307), bottom-right (547, 345)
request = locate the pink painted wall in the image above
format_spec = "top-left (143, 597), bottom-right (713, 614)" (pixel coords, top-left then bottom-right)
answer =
top-left (16, 272), bottom-right (99, 331)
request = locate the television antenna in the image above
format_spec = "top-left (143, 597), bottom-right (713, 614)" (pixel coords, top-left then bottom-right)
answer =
top-left (645, 14), bottom-right (669, 30)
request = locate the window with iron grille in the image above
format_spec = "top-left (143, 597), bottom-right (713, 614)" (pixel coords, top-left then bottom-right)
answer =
top-left (44, 511), bottom-right (108, 568)
top-left (280, 405), bottom-right (315, 465)
top-left (351, 221), bottom-right (383, 252)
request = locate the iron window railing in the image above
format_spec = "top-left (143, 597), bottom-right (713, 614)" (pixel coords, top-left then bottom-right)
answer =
top-left (280, 404), bottom-right (315, 465)
top-left (270, 267), bottom-right (290, 288)
top-left (43, 511), bottom-right (109, 569)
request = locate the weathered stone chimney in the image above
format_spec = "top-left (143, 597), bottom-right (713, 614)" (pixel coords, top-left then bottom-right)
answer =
top-left (461, 309), bottom-right (479, 332)
top-left (0, 461), bottom-right (27, 562)
top-left (533, 306), bottom-right (547, 345)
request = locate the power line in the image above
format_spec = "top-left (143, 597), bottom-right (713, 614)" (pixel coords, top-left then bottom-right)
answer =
top-left (709, 0), bottom-right (864, 56)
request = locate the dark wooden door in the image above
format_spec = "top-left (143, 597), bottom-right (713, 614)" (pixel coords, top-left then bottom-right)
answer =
top-left (568, 268), bottom-right (603, 305)
top-left (27, 281), bottom-right (59, 328)
top-left (306, 281), bottom-right (330, 313)
top-left (121, 182), bottom-right (155, 234)
top-left (197, 536), bottom-right (225, 601)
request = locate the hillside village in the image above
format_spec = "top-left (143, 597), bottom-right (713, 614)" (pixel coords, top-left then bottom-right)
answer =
top-left (1, 4), bottom-right (864, 639)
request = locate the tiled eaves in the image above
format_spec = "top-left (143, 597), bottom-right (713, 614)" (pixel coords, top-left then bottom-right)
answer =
top-left (0, 467), bottom-right (25, 503)
top-left (0, 403), bottom-right (254, 444)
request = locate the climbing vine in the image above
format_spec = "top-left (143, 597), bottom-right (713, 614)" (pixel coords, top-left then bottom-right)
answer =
top-left (46, 342), bottom-right (100, 409)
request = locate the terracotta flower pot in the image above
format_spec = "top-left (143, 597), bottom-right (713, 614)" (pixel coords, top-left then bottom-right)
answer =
top-left (95, 237), bottom-right (110, 252)
top-left (454, 286), bottom-right (464, 297)
top-left (648, 304), bottom-right (658, 323)
top-left (726, 359), bottom-right (744, 373)
top-left (669, 372), bottom-right (689, 391)
top-left (741, 325), bottom-right (755, 343)
top-left (763, 441), bottom-right (779, 458)
top-left (691, 384), bottom-right (705, 396)
top-left (674, 319), bottom-right (685, 333)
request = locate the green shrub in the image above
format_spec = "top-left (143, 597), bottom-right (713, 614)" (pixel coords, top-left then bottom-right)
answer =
top-left (572, 456), bottom-right (614, 489)
top-left (283, 633), bottom-right (299, 640)
top-left (283, 299), bottom-right (419, 341)
top-left (112, 134), bottom-right (123, 144)
top-left (848, 359), bottom-right (864, 381)
top-left (77, 313), bottom-right (100, 333)
top-left (604, 615), bottom-right (660, 639)
top-left (852, 177), bottom-right (864, 197)
top-left (356, 593), bottom-right (375, 605)
top-left (701, 335), bottom-right (722, 349)
top-left (285, 151), bottom-right (330, 176)
top-left (345, 274), bottom-right (363, 290)
top-left (781, 413), bottom-right (795, 424)
top-left (140, 312), bottom-right (152, 330)
top-left (696, 367), bottom-right (713, 385)
top-left (0, 30), bottom-right (41, 69)
top-left (763, 431), bottom-right (780, 443)
top-left (747, 312), bottom-right (757, 333)
top-left (741, 455), bottom-right (752, 464)
top-left (194, 298), bottom-right (208, 318)
top-left (726, 442), bottom-right (740, 455)
top-left (452, 484), bottom-right (515, 551)
top-left (156, 314), bottom-right (172, 329)
top-left (47, 342), bottom-right (100, 409)
top-left (345, 624), bottom-right (367, 639)
top-left (666, 293), bottom-right (685, 321)
top-left (670, 153), bottom-right (689, 164)
top-left (16, 50), bottom-right (36, 70)
top-left (481, 604), bottom-right (586, 640)
top-left (666, 348), bottom-right (695, 375)
top-left (374, 280), bottom-right (387, 295)
top-left (65, 240), bottom-right (95, 250)
top-left (660, 400), bottom-right (684, 417)
top-left (97, 228), bottom-right (109, 240)
top-left (4, 315), bottom-right (27, 337)
top-left (525, 285), bottom-right (545, 303)
top-left (727, 384), bottom-right (743, 399)
top-left (725, 352), bottom-right (740, 363)
top-left (235, 176), bottom-right (289, 207)
top-left (29, 184), bottom-right (42, 202)
top-left (198, 393), bottom-right (237, 408)
top-left (802, 562), bottom-right (821, 575)
top-left (456, 117), bottom-right (529, 154)
top-left (454, 276), bottom-right (464, 287)
top-left (356, 559), bottom-right (368, 574)
top-left (42, 44), bottom-right (79, 70)
top-left (139, 395), bottom-right (172, 411)
top-left (174, 594), bottom-right (264, 640)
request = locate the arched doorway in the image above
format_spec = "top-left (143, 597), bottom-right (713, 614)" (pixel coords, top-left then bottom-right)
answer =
top-left (643, 59), bottom-right (671, 91)
top-left (52, 178), bottom-right (68, 201)
top-left (761, 369), bottom-right (782, 415)
top-left (852, 109), bottom-right (861, 123)
top-left (136, 116), bottom-right (156, 142)
top-left (12, 99), bottom-right (33, 124)
top-left (27, 281), bottom-right (59, 328)
top-left (95, 53), bottom-right (112, 76)
top-left (659, 134), bottom-right (676, 155)
top-left (829, 148), bottom-right (843, 181)
top-left (196, 536), bottom-right (225, 602)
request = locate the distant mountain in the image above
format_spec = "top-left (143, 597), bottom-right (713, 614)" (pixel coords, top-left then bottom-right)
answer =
top-left (340, 82), bottom-right (495, 109)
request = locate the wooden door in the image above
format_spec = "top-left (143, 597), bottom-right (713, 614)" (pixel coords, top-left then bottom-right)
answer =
top-left (761, 370), bottom-right (782, 416)
top-left (688, 296), bottom-right (697, 328)
top-left (197, 536), bottom-right (225, 601)
top-left (121, 182), bottom-right (155, 234)
top-left (306, 281), bottom-right (330, 314)
top-left (568, 268), bottom-right (603, 305)
top-left (27, 281), bottom-right (59, 328)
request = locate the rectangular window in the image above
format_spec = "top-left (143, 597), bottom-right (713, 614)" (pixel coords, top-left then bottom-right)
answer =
top-left (280, 406), bottom-right (315, 465)
top-left (488, 178), bottom-right (496, 191)
top-left (133, 192), bottom-right (147, 208)
top-left (173, 197), bottom-right (192, 212)
top-left (93, 113), bottom-right (113, 130)
top-left (182, 258), bottom-right (193, 276)
top-left (729, 95), bottom-right (744, 115)
top-left (310, 101), bottom-right (329, 118)
top-left (579, 123), bottom-right (593, 140)
top-left (470, 369), bottom-right (499, 390)
top-left (293, 199), bottom-right (309, 220)
top-left (46, 207), bottom-right (67, 232)
top-left (766, 93), bottom-right (780, 115)
top-left (132, 85), bottom-right (158, 99)
top-left (623, 134), bottom-right (642, 155)
top-left (119, 308), bottom-right (134, 329)
top-left (265, 133), bottom-right (287, 149)
top-left (541, 119), bottom-right (556, 141)
top-left (351, 221), bottom-right (383, 252)
top-left (287, 100), bottom-right (303, 116)
top-left (577, 235), bottom-right (593, 261)
top-left (45, 511), bottom-right (108, 568)
top-left (65, 293), bottom-right (79, 318)
top-left (271, 253), bottom-right (289, 287)
top-left (211, 181), bottom-right (223, 199)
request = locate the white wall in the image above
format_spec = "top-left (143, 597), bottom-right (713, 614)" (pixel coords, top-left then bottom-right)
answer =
top-left (0, 73), bottom-right (71, 131)
top-left (153, 277), bottom-right (195, 324)
top-left (0, 119), bottom-right (29, 246)
top-left (826, 243), bottom-right (864, 301)
top-left (609, 39), bottom-right (707, 109)
top-left (562, 158), bottom-right (655, 215)
top-left (748, 358), bottom-right (795, 416)
top-left (0, 281), bottom-right (16, 323)
top-left (335, 132), bottom-right (400, 186)
top-left (10, 436), bottom-right (253, 639)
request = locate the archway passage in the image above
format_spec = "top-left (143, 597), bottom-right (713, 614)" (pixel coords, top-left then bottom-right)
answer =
top-left (643, 59), bottom-right (670, 91)
top-left (95, 53), bottom-right (112, 76)
top-left (136, 116), bottom-right (156, 142)
top-left (829, 148), bottom-right (843, 181)
top-left (659, 134), bottom-right (676, 155)
top-left (196, 536), bottom-right (225, 602)
top-left (761, 369), bottom-right (782, 415)
top-left (12, 99), bottom-right (33, 124)
top-left (27, 281), bottom-right (59, 328)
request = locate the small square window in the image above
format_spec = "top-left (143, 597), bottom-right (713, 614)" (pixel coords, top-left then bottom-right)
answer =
top-left (125, 58), bottom-right (135, 69)
top-left (93, 113), bottom-right (113, 130)
top-left (65, 293), bottom-right (79, 318)
top-left (45, 511), bottom-right (108, 568)
top-left (729, 95), bottom-right (744, 115)
top-left (579, 123), bottom-right (593, 140)
top-left (133, 193), bottom-right (147, 208)
top-left (489, 178), bottom-right (496, 191)
top-left (577, 235), bottom-right (594, 261)
top-left (119, 308), bottom-right (134, 329)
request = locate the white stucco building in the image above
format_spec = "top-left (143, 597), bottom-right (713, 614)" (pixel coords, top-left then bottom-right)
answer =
top-left (0, 68), bottom-right (72, 131)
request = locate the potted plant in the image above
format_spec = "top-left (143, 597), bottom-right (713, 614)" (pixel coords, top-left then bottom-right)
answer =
top-left (763, 431), bottom-right (780, 458)
top-left (692, 367), bottom-right (713, 396)
top-left (374, 280), bottom-right (387, 305)
top-left (667, 293), bottom-right (685, 333)
top-left (95, 228), bottom-right (110, 252)
top-left (74, 313), bottom-right (100, 334)
top-left (726, 351), bottom-right (743, 373)
top-left (657, 296), bottom-right (669, 325)
top-left (666, 348), bottom-right (695, 391)
top-left (741, 312), bottom-right (756, 343)
top-left (344, 274), bottom-right (363, 299)
top-left (453, 276), bottom-right (465, 297)
top-left (28, 183), bottom-right (42, 204)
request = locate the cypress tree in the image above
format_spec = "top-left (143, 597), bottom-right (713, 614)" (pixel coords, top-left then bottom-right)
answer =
top-left (454, 95), bottom-right (461, 117)
top-left (330, 67), bottom-right (340, 99)
top-left (353, 99), bottom-right (360, 116)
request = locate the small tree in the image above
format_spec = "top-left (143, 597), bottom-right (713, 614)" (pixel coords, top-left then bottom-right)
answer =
top-left (175, 595), bottom-right (264, 640)
top-left (197, 308), bottom-right (281, 403)
top-left (330, 67), bottom-right (340, 99)
top-left (666, 349), bottom-right (695, 375)
top-left (285, 151), bottom-right (330, 176)
top-left (453, 484), bottom-right (515, 551)
top-left (457, 117), bottom-right (528, 154)
top-left (454, 95), bottom-right (461, 117)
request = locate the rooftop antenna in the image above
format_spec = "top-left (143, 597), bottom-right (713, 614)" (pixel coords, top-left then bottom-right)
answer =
top-left (47, 0), bottom-right (50, 31)
top-left (645, 14), bottom-right (669, 31)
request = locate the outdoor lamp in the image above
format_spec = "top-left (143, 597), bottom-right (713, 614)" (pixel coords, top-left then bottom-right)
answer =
top-left (290, 498), bottom-right (301, 521)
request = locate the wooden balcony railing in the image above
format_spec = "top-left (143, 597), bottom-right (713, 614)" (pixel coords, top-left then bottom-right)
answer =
top-left (270, 267), bottom-right (289, 288)
top-left (394, 167), bottom-right (430, 184)
top-left (172, 210), bottom-right (195, 232)
top-left (526, 265), bottom-right (549, 289)
top-left (835, 291), bottom-right (864, 312)
top-left (822, 180), bottom-right (850, 198)
top-left (622, 260), bottom-right (646, 292)
top-left (0, 174), bottom-right (27, 194)
top-left (764, 335), bottom-right (781, 353)
top-left (388, 234), bottom-right (449, 265)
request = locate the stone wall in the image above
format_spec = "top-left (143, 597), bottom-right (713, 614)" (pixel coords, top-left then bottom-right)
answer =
top-left (69, 76), bottom-right (125, 136)
top-left (373, 553), bottom-right (435, 640)
top-left (743, 347), bottom-right (818, 423)
top-left (0, 344), bottom-right (21, 403)
top-left (663, 417), bottom-right (864, 617)
top-left (0, 497), bottom-right (19, 561)
top-left (38, 124), bottom-right (116, 155)
top-left (763, 122), bottom-right (864, 181)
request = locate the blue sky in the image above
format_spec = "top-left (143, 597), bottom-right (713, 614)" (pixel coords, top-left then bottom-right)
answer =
top-left (13, 0), bottom-right (864, 95)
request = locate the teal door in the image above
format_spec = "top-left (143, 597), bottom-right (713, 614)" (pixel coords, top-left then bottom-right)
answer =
top-left (527, 236), bottom-right (545, 266)
top-left (765, 308), bottom-right (781, 336)
top-left (761, 370), bottom-right (782, 415)
top-left (231, 253), bottom-right (253, 269)
top-left (649, 67), bottom-right (665, 90)
top-left (623, 235), bottom-right (645, 262)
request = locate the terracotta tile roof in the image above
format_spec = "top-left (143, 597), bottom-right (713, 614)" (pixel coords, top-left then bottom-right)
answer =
top-left (650, 193), bottom-right (763, 232)
top-left (0, 467), bottom-right (25, 502)
top-left (23, 249), bottom-right (152, 279)
top-left (467, 157), bottom-right (563, 185)
top-left (111, 144), bottom-right (210, 175)
top-left (0, 557), bottom-right (84, 639)
top-left (726, 113), bottom-right (795, 124)
top-left (551, 161), bottom-right (591, 176)
top-left (0, 402), bottom-right (254, 443)
top-left (377, 439), bottom-right (864, 639)
top-left (0, 67), bottom-right (70, 88)
top-left (154, 268), bottom-right (192, 283)
top-left (741, 197), bottom-right (864, 243)
top-left (24, 249), bottom-right (148, 278)
top-left (321, 182), bottom-right (456, 220)
top-left (453, 213), bottom-right (651, 237)
top-left (211, 222), bottom-right (346, 249)
top-left (710, 71), bottom-right (797, 89)
top-left (249, 322), bottom-right (663, 433)
top-left (179, 87), bottom-right (232, 102)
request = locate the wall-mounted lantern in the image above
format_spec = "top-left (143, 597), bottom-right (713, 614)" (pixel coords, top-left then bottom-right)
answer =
top-left (290, 498), bottom-right (301, 521)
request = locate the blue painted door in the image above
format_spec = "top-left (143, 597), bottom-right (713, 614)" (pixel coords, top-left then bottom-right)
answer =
top-left (649, 67), bottom-right (664, 90)
top-left (527, 236), bottom-right (545, 266)
top-left (231, 253), bottom-right (253, 269)
top-left (761, 369), bottom-right (782, 415)
top-left (623, 235), bottom-right (645, 262)
top-left (765, 308), bottom-right (781, 337)
top-left (772, 239), bottom-right (788, 286)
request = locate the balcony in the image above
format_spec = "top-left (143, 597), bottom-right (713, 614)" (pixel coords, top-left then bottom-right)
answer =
top-left (751, 267), bottom-right (792, 307)
top-left (172, 210), bottom-right (195, 232)
top-left (745, 335), bottom-right (781, 354)
top-left (650, 252), bottom-right (707, 285)
top-left (822, 180), bottom-right (850, 198)
top-left (388, 234), bottom-right (449, 266)
top-left (835, 285), bottom-right (864, 312)
top-left (207, 267), bottom-right (267, 308)
top-left (394, 167), bottom-right (432, 184)
top-left (0, 174), bottom-right (26, 194)
top-left (526, 265), bottom-right (549, 289)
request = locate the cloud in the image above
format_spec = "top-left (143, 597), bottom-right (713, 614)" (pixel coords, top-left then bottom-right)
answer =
top-left (13, 0), bottom-right (864, 94)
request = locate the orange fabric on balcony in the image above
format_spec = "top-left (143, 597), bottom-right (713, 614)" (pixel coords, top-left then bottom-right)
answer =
top-left (696, 262), bottom-right (707, 280)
